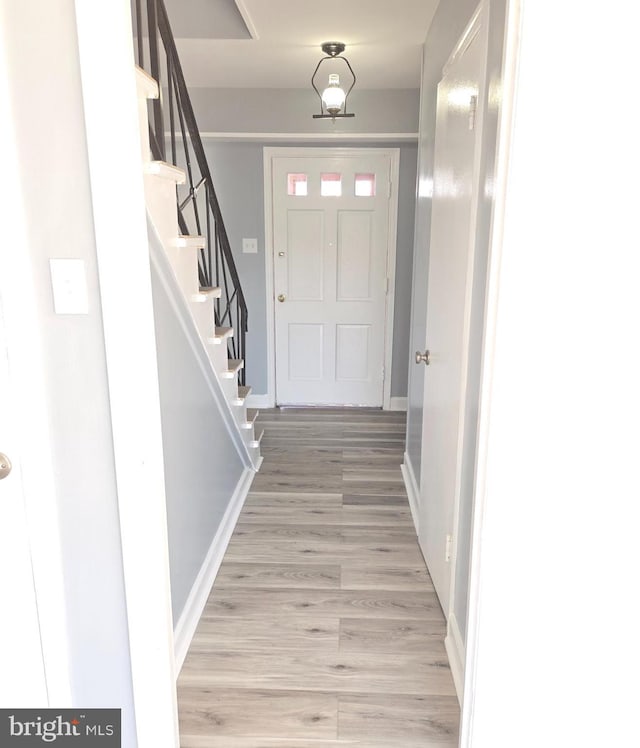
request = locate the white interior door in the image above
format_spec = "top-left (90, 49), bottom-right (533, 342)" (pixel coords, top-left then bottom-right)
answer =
top-left (418, 15), bottom-right (488, 613)
top-left (271, 151), bottom-right (393, 406)
top-left (0, 299), bottom-right (48, 706)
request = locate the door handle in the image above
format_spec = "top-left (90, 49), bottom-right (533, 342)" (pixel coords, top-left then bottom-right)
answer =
top-left (0, 452), bottom-right (12, 480)
top-left (277, 294), bottom-right (286, 302)
top-left (415, 350), bottom-right (430, 365)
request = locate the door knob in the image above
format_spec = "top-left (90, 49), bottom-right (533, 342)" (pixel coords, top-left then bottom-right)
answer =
top-left (415, 350), bottom-right (430, 365)
top-left (278, 251), bottom-right (285, 257)
top-left (277, 294), bottom-right (286, 302)
top-left (0, 453), bottom-right (12, 480)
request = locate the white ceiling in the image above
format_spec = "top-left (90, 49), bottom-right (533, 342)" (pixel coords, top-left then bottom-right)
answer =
top-left (171, 0), bottom-right (441, 89)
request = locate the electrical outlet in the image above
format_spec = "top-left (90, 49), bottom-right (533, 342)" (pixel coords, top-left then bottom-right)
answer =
top-left (242, 238), bottom-right (258, 254)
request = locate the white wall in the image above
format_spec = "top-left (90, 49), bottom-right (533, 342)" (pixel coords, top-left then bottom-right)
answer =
top-left (464, 2), bottom-right (640, 746)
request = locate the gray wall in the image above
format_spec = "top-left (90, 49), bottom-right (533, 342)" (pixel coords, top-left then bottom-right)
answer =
top-left (190, 88), bottom-right (420, 135)
top-left (2, 0), bottom-right (136, 742)
top-left (150, 235), bottom-right (246, 623)
top-left (407, 0), bottom-right (508, 640)
top-left (201, 139), bottom-right (417, 398)
top-left (185, 86), bottom-right (420, 400)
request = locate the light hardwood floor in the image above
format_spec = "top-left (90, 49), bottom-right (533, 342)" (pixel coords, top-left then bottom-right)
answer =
top-left (178, 408), bottom-right (460, 747)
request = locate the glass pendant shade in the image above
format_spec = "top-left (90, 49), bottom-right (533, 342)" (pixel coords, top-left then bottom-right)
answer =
top-left (321, 74), bottom-right (346, 115)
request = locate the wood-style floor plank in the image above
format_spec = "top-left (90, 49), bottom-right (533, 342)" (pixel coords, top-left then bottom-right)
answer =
top-left (338, 693), bottom-right (459, 745)
top-left (203, 587), bottom-right (443, 620)
top-left (179, 649), bottom-right (456, 696)
top-left (179, 687), bottom-right (338, 740)
top-left (338, 618), bottom-right (446, 654)
top-left (177, 407), bottom-right (459, 747)
top-left (215, 562), bottom-right (341, 589)
top-left (188, 616), bottom-right (339, 652)
top-left (341, 565), bottom-right (434, 590)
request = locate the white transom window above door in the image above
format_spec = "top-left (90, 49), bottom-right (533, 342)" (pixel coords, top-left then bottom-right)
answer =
top-left (265, 148), bottom-right (400, 407)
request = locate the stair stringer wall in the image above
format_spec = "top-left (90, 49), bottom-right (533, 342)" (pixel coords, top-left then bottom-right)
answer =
top-left (149, 221), bottom-right (256, 669)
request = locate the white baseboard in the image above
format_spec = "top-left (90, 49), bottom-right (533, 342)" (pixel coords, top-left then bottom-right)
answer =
top-left (445, 612), bottom-right (466, 705)
top-left (246, 393), bottom-right (274, 409)
top-left (173, 466), bottom-right (255, 672)
top-left (389, 396), bottom-right (408, 411)
top-left (401, 452), bottom-right (420, 534)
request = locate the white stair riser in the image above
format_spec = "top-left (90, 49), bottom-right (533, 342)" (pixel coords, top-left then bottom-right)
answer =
top-left (207, 342), bottom-right (229, 374)
top-left (231, 402), bottom-right (250, 430)
top-left (164, 245), bottom-right (200, 298)
top-left (241, 426), bottom-right (256, 448)
top-left (219, 374), bottom-right (241, 402)
top-left (138, 98), bottom-right (152, 163)
top-left (190, 301), bottom-right (215, 343)
top-left (144, 174), bottom-right (180, 248)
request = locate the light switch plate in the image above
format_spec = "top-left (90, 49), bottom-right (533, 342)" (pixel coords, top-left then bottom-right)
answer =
top-left (49, 259), bottom-right (89, 315)
top-left (242, 238), bottom-right (258, 254)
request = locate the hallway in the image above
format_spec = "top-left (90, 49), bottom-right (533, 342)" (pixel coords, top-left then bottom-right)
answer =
top-left (178, 408), bottom-right (459, 747)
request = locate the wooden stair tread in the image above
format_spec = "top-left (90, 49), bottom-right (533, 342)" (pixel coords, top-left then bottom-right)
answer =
top-left (242, 409), bottom-right (259, 429)
top-left (144, 160), bottom-right (186, 184)
top-left (250, 427), bottom-right (265, 448)
top-left (192, 287), bottom-right (222, 302)
top-left (221, 359), bottom-right (244, 379)
top-left (208, 327), bottom-right (233, 345)
top-left (234, 385), bottom-right (252, 405)
top-left (135, 66), bottom-right (159, 99)
top-left (170, 235), bottom-right (206, 249)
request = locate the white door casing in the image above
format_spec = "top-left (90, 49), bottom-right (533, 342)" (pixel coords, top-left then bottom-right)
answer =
top-left (418, 7), bottom-right (489, 617)
top-left (265, 148), bottom-right (399, 407)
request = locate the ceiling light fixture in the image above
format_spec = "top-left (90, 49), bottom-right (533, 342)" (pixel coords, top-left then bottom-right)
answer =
top-left (311, 42), bottom-right (356, 122)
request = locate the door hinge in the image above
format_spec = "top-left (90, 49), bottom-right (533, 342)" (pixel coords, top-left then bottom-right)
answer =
top-left (469, 95), bottom-right (478, 131)
top-left (445, 534), bottom-right (453, 562)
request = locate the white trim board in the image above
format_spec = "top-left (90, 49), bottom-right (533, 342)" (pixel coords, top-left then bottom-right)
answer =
top-left (263, 146), bottom-right (401, 410)
top-left (389, 396), bottom-right (407, 411)
top-left (459, 1), bottom-right (522, 745)
top-left (181, 132), bottom-right (418, 143)
top-left (233, 0), bottom-right (259, 39)
top-left (174, 466), bottom-right (255, 671)
top-left (246, 393), bottom-right (274, 409)
top-left (445, 612), bottom-right (465, 703)
top-left (401, 452), bottom-right (420, 534)
top-left (74, 1), bottom-right (180, 744)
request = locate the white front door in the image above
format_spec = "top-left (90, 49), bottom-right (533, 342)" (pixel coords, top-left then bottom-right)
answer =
top-left (0, 299), bottom-right (48, 706)
top-left (271, 151), bottom-right (394, 406)
top-left (418, 13), bottom-right (488, 613)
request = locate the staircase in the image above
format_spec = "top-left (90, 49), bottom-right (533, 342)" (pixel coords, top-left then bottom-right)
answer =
top-left (133, 0), bottom-right (263, 469)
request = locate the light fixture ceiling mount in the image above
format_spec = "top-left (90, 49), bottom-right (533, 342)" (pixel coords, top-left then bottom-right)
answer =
top-left (311, 41), bottom-right (356, 122)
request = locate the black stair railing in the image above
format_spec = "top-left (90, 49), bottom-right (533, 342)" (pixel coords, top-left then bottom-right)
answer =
top-left (133, 0), bottom-right (248, 385)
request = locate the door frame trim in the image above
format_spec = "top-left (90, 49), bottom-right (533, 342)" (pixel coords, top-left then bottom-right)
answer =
top-left (74, 1), bottom-right (179, 744)
top-left (263, 146), bottom-right (400, 409)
